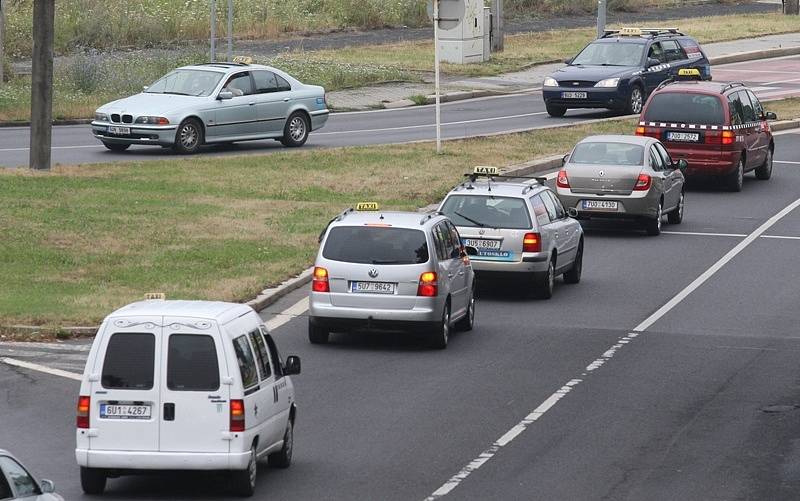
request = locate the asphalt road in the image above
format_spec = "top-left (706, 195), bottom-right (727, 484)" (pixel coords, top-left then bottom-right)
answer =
top-left (2, 55), bottom-right (800, 168)
top-left (2, 130), bottom-right (799, 500)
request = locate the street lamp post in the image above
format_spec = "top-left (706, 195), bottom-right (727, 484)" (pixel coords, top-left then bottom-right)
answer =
top-left (597, 0), bottom-right (606, 39)
top-left (227, 0), bottom-right (233, 61)
top-left (210, 0), bottom-right (217, 61)
top-left (434, 0), bottom-right (442, 154)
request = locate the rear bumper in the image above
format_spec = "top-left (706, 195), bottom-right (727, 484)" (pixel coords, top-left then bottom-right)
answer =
top-left (556, 189), bottom-right (659, 219)
top-left (76, 449), bottom-right (250, 471)
top-left (310, 109), bottom-right (330, 131)
top-left (309, 292), bottom-right (441, 324)
top-left (91, 121), bottom-right (178, 146)
top-left (470, 253), bottom-right (549, 273)
top-left (542, 87), bottom-right (626, 110)
top-left (668, 150), bottom-right (738, 177)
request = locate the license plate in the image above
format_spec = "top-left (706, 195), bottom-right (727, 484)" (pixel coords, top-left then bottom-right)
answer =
top-left (561, 91), bottom-right (587, 99)
top-left (100, 404), bottom-right (151, 419)
top-left (108, 126), bottom-right (131, 135)
top-left (582, 200), bottom-right (619, 211)
top-left (666, 131), bottom-right (700, 142)
top-left (350, 281), bottom-right (396, 294)
top-left (463, 238), bottom-right (501, 250)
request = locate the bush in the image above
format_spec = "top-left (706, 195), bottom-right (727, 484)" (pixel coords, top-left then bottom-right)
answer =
top-left (64, 51), bottom-right (103, 93)
top-left (1, 55), bottom-right (13, 83)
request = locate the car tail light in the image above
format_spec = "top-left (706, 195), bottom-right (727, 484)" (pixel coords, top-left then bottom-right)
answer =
top-left (230, 399), bottom-right (245, 432)
top-left (635, 126), bottom-right (646, 135)
top-left (312, 266), bottom-right (329, 293)
top-left (556, 169), bottom-right (570, 189)
top-left (705, 130), bottom-right (735, 146)
top-left (417, 271), bottom-right (438, 297)
top-left (77, 396), bottom-right (90, 429)
top-left (633, 173), bottom-right (652, 191)
top-left (721, 130), bottom-right (735, 145)
top-left (523, 233), bottom-right (541, 253)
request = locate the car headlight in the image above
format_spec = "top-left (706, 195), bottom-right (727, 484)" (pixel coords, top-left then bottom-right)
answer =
top-left (594, 78), bottom-right (620, 88)
top-left (543, 77), bottom-right (559, 87)
top-left (94, 112), bottom-right (109, 122)
top-left (134, 116), bottom-right (170, 125)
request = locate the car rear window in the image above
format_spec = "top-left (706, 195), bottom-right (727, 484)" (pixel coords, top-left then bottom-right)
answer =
top-left (167, 334), bottom-right (220, 391)
top-left (101, 333), bottom-right (155, 390)
top-left (323, 226), bottom-right (429, 265)
top-left (643, 92), bottom-right (724, 125)
top-left (440, 195), bottom-right (532, 230)
top-left (570, 142), bottom-right (644, 166)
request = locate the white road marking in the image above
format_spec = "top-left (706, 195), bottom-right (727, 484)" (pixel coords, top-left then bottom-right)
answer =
top-left (775, 160), bottom-right (800, 164)
top-left (0, 341), bottom-right (91, 352)
top-left (0, 144), bottom-right (103, 153)
top-left (661, 230), bottom-right (747, 237)
top-left (317, 111), bottom-right (548, 136)
top-left (761, 234), bottom-right (800, 241)
top-left (265, 296), bottom-right (309, 332)
top-left (424, 197), bottom-right (800, 500)
top-left (1, 357), bottom-right (82, 381)
top-left (762, 76), bottom-right (800, 86)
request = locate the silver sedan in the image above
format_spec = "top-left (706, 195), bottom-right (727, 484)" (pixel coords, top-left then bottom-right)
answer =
top-left (556, 135), bottom-right (687, 236)
top-left (0, 450), bottom-right (62, 500)
top-left (91, 62), bottom-right (329, 153)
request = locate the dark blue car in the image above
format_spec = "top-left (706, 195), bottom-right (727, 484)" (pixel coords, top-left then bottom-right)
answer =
top-left (542, 28), bottom-right (711, 117)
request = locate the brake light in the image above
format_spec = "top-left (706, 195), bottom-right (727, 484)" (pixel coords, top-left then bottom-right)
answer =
top-left (312, 266), bottom-right (329, 293)
top-left (230, 399), bottom-right (245, 432)
top-left (635, 126), bottom-right (646, 135)
top-left (523, 232), bottom-right (541, 253)
top-left (721, 130), bottom-right (735, 145)
top-left (633, 173), bottom-right (652, 191)
top-left (556, 169), bottom-right (570, 189)
top-left (77, 395), bottom-right (90, 429)
top-left (417, 271), bottom-right (438, 297)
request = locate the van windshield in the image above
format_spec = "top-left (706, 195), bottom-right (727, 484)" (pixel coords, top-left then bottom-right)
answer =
top-left (101, 333), bottom-right (155, 390)
top-left (440, 195), bottom-right (532, 229)
top-left (643, 92), bottom-right (725, 125)
top-left (323, 226), bottom-right (429, 265)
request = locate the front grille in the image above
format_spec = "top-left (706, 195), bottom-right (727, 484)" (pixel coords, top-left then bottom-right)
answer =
top-left (110, 113), bottom-right (121, 123)
top-left (558, 80), bottom-right (597, 87)
top-left (122, 114), bottom-right (133, 124)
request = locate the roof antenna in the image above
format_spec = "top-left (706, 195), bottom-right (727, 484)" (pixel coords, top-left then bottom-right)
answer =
top-left (379, 213), bottom-right (385, 220)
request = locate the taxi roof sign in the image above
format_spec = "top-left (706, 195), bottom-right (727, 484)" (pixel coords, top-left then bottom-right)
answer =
top-left (144, 292), bottom-right (166, 300)
top-left (232, 55), bottom-right (253, 64)
top-left (473, 166), bottom-right (499, 176)
top-left (618, 27), bottom-right (642, 36)
top-left (355, 202), bottom-right (380, 211)
top-left (677, 68), bottom-right (702, 78)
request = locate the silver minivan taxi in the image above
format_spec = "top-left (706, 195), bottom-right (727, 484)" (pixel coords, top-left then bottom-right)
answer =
top-left (308, 205), bottom-right (475, 349)
top-left (438, 173), bottom-right (584, 298)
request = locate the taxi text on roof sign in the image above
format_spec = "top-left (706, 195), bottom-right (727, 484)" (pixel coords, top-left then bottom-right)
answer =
top-left (474, 166), bottom-right (499, 176)
top-left (144, 292), bottom-right (166, 300)
top-left (232, 55), bottom-right (253, 64)
top-left (677, 68), bottom-right (702, 78)
top-left (356, 202), bottom-right (380, 211)
top-left (619, 27), bottom-right (642, 36)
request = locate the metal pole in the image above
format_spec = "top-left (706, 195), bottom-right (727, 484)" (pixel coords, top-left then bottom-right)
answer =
top-left (434, 0), bottom-right (442, 154)
top-left (210, 0), bottom-right (216, 61)
top-left (227, 0), bottom-right (233, 61)
top-left (491, 0), bottom-right (503, 52)
top-left (0, 0), bottom-right (5, 84)
top-left (30, 0), bottom-right (55, 171)
top-left (597, 0), bottom-right (606, 39)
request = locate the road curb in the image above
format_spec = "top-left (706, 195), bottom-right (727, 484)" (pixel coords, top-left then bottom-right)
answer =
top-left (0, 119), bottom-right (92, 128)
top-left (246, 267), bottom-right (314, 312)
top-left (708, 46), bottom-right (800, 66)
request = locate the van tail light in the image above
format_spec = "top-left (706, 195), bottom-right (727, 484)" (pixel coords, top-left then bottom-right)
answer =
top-left (523, 233), bottom-right (541, 253)
top-left (417, 271), bottom-right (438, 297)
top-left (721, 130), bottom-right (735, 145)
top-left (705, 130), bottom-right (735, 146)
top-left (635, 126), bottom-right (646, 136)
top-left (635, 125), bottom-right (660, 139)
top-left (312, 266), bottom-right (329, 293)
top-left (556, 169), bottom-right (570, 189)
top-left (633, 173), bottom-right (652, 191)
top-left (230, 399), bottom-right (245, 432)
top-left (77, 396), bottom-right (90, 429)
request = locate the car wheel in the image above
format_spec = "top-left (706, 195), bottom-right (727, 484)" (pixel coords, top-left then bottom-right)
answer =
top-left (667, 190), bottom-right (684, 224)
top-left (546, 104), bottom-right (567, 117)
top-left (172, 118), bottom-right (204, 154)
top-left (80, 467), bottom-right (107, 495)
top-left (563, 240), bottom-right (583, 284)
top-left (231, 446), bottom-right (257, 497)
top-left (455, 286), bottom-right (475, 332)
top-left (308, 318), bottom-right (329, 344)
top-left (728, 156), bottom-right (744, 192)
top-left (535, 259), bottom-right (555, 299)
top-left (755, 148), bottom-right (773, 180)
top-left (430, 302), bottom-right (450, 349)
top-left (102, 142), bottom-right (130, 152)
top-left (645, 201), bottom-right (663, 236)
top-left (281, 112), bottom-right (309, 147)
top-left (268, 419), bottom-right (294, 468)
top-left (625, 85), bottom-right (644, 115)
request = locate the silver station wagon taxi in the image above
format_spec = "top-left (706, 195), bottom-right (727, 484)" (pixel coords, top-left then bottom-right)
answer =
top-left (438, 167), bottom-right (584, 298)
top-left (308, 203), bottom-right (476, 349)
top-left (91, 59), bottom-right (329, 154)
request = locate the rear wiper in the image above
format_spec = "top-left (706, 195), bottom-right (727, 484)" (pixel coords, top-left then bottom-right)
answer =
top-left (454, 211), bottom-right (486, 228)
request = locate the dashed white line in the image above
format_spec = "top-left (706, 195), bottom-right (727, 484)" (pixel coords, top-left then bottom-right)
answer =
top-left (775, 160), bottom-right (800, 164)
top-left (1, 357), bottom-right (82, 381)
top-left (661, 230), bottom-right (747, 238)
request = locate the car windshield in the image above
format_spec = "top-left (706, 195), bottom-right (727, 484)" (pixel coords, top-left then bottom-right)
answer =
top-left (440, 195), bottom-right (532, 230)
top-left (323, 226), bottom-right (429, 265)
top-left (146, 69), bottom-right (223, 97)
top-left (572, 41), bottom-right (644, 66)
top-left (570, 142), bottom-right (644, 166)
top-left (643, 92), bottom-right (725, 125)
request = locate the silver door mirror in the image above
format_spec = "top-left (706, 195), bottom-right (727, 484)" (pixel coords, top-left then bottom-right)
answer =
top-left (218, 90), bottom-right (234, 100)
top-left (564, 57), bottom-right (573, 65)
top-left (142, 86), bottom-right (149, 92)
top-left (40, 479), bottom-right (55, 493)
top-left (284, 355), bottom-right (301, 375)
top-left (764, 111), bottom-right (777, 120)
top-left (567, 207), bottom-right (579, 218)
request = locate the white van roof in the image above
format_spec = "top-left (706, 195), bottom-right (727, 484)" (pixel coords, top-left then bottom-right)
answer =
top-left (108, 300), bottom-right (253, 325)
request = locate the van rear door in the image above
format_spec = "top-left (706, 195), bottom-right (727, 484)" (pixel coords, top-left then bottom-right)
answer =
top-left (89, 318), bottom-right (161, 452)
top-left (159, 318), bottom-right (231, 453)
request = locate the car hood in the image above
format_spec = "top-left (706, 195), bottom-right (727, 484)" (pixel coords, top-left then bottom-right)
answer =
top-left (551, 65), bottom-right (638, 84)
top-left (97, 93), bottom-right (207, 115)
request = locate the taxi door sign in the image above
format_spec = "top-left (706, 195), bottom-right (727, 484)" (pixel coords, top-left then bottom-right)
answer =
top-left (356, 202), bottom-right (380, 211)
top-left (474, 166), bottom-right (499, 176)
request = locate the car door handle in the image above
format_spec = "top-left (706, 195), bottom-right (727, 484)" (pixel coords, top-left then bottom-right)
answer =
top-left (248, 102), bottom-right (256, 106)
top-left (458, 270), bottom-right (465, 276)
top-left (447, 273), bottom-right (453, 279)
top-left (163, 403), bottom-right (175, 421)
top-left (283, 97), bottom-right (292, 102)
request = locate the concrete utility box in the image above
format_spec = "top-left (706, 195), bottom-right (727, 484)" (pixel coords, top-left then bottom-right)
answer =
top-left (437, 0), bottom-right (489, 64)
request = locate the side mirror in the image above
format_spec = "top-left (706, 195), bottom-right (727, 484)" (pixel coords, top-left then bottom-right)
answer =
top-left (764, 111), bottom-right (777, 120)
top-left (564, 57), bottom-right (573, 65)
top-left (284, 355), bottom-right (301, 375)
top-left (217, 90), bottom-right (234, 100)
top-left (647, 57), bottom-right (661, 68)
top-left (675, 159), bottom-right (688, 171)
top-left (142, 86), bottom-right (149, 92)
top-left (566, 207), bottom-right (579, 218)
top-left (562, 153), bottom-right (569, 166)
top-left (464, 246), bottom-right (478, 256)
top-left (40, 479), bottom-right (55, 494)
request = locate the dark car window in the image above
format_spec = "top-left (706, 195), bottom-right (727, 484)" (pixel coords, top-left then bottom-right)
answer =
top-left (570, 142), bottom-right (644, 166)
top-left (737, 91), bottom-right (758, 122)
top-left (0, 456), bottom-right (40, 498)
top-left (572, 41), bottom-right (645, 66)
top-left (544, 191), bottom-right (566, 219)
top-left (232, 335), bottom-right (259, 389)
top-left (223, 72), bottom-right (253, 97)
top-left (434, 223), bottom-right (455, 261)
top-left (727, 92), bottom-right (744, 125)
top-left (101, 333), bottom-right (155, 390)
top-left (167, 334), bottom-right (220, 391)
top-left (654, 143), bottom-right (673, 167)
top-left (253, 70), bottom-right (278, 93)
top-left (650, 149), bottom-right (664, 171)
top-left (275, 74), bottom-right (292, 92)
top-left (432, 225), bottom-right (447, 261)
top-left (746, 90), bottom-right (764, 118)
top-left (446, 221), bottom-right (464, 258)
top-left (323, 226), bottom-right (429, 265)
top-left (0, 465), bottom-right (11, 500)
top-left (263, 332), bottom-right (284, 378)
top-left (660, 40), bottom-right (686, 62)
top-left (248, 329), bottom-right (272, 381)
top-left (643, 92), bottom-right (724, 125)
top-left (647, 42), bottom-right (666, 64)
top-left (530, 195), bottom-right (551, 227)
top-left (441, 195), bottom-right (532, 230)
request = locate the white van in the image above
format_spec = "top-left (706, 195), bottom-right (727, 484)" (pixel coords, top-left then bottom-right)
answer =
top-left (75, 300), bottom-right (301, 497)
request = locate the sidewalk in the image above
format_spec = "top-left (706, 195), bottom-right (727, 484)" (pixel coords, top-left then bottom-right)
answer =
top-left (327, 32), bottom-right (800, 111)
